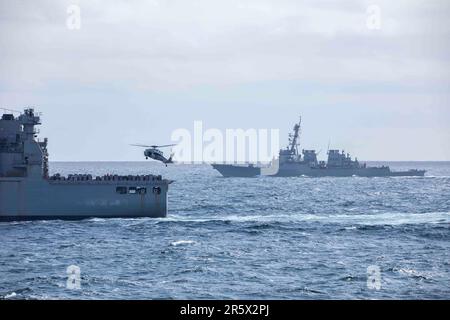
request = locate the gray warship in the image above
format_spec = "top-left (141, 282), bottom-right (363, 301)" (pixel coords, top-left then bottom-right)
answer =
top-left (212, 117), bottom-right (426, 178)
top-left (0, 108), bottom-right (170, 221)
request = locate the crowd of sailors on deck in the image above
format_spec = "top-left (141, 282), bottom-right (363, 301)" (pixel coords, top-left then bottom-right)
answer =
top-left (48, 173), bottom-right (163, 182)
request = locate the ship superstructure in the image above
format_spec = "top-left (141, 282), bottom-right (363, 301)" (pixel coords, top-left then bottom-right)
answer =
top-left (0, 108), bottom-right (170, 221)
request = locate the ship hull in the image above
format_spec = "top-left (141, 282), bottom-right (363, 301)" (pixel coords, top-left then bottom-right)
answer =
top-left (0, 178), bottom-right (169, 221)
top-left (275, 165), bottom-right (425, 177)
top-left (212, 163), bottom-right (425, 178)
top-left (212, 164), bottom-right (261, 177)
top-left (275, 168), bottom-right (425, 178)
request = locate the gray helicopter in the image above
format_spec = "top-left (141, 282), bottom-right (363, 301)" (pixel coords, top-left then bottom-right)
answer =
top-left (131, 144), bottom-right (176, 166)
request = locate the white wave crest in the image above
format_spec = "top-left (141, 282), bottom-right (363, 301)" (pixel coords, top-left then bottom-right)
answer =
top-left (170, 240), bottom-right (197, 247)
top-left (166, 211), bottom-right (450, 226)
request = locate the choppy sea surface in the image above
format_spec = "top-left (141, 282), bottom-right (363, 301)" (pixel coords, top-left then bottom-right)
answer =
top-left (1, 161), bottom-right (449, 300)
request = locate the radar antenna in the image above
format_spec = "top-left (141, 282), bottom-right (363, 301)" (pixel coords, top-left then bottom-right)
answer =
top-left (289, 116), bottom-right (301, 155)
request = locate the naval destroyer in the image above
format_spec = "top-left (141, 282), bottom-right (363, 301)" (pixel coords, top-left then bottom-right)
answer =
top-left (212, 118), bottom-right (426, 178)
top-left (0, 108), bottom-right (171, 221)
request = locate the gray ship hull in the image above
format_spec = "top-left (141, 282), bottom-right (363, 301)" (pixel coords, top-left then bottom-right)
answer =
top-left (0, 177), bottom-right (168, 221)
top-left (212, 163), bottom-right (425, 178)
top-left (212, 164), bottom-right (261, 177)
top-left (275, 163), bottom-right (425, 177)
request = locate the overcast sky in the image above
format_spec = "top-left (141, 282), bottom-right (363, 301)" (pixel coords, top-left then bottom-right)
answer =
top-left (0, 0), bottom-right (449, 161)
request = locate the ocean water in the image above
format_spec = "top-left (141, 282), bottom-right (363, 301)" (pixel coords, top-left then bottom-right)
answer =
top-left (0, 161), bottom-right (449, 300)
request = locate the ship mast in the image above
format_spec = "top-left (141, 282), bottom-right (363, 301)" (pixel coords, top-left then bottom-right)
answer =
top-left (289, 116), bottom-right (301, 155)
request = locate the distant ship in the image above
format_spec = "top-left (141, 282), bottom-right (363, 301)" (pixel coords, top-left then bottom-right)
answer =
top-left (0, 108), bottom-right (171, 221)
top-left (212, 117), bottom-right (426, 178)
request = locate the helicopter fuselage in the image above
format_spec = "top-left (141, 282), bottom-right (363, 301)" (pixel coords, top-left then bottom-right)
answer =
top-left (144, 149), bottom-right (172, 164)
top-left (131, 144), bottom-right (175, 165)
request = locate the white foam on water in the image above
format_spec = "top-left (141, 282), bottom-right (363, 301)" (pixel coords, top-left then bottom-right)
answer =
top-left (4, 292), bottom-right (17, 299)
top-left (167, 211), bottom-right (450, 226)
top-left (86, 218), bottom-right (107, 223)
top-left (170, 240), bottom-right (197, 247)
top-left (398, 268), bottom-right (433, 280)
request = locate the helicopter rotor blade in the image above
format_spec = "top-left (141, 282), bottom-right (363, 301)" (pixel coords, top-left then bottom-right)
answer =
top-left (131, 143), bottom-right (177, 149)
top-left (156, 144), bottom-right (177, 148)
top-left (130, 144), bottom-right (153, 148)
